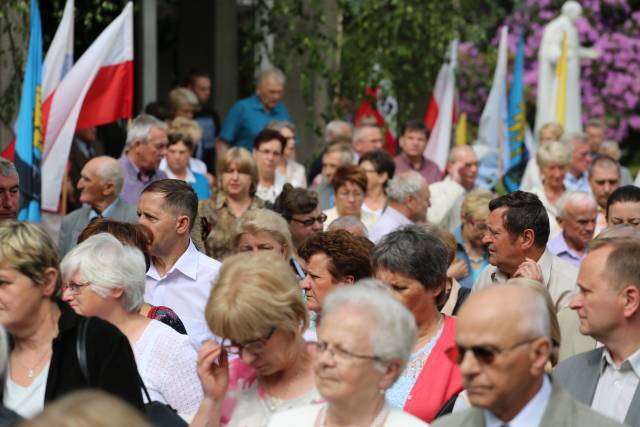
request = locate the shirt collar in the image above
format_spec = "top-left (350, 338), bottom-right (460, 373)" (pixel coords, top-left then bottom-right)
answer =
top-left (600, 346), bottom-right (640, 375)
top-left (147, 240), bottom-right (199, 281)
top-left (385, 205), bottom-right (412, 224)
top-left (165, 168), bottom-right (196, 183)
top-left (88, 198), bottom-right (119, 220)
top-left (249, 94), bottom-right (280, 113)
top-left (484, 375), bottom-right (552, 427)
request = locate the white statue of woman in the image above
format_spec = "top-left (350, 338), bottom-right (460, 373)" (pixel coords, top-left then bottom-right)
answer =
top-left (535, 1), bottom-right (598, 135)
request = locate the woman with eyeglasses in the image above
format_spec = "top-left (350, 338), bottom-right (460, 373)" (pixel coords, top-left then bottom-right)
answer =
top-left (269, 281), bottom-right (428, 426)
top-left (273, 184), bottom-right (325, 275)
top-left (60, 233), bottom-right (202, 421)
top-left (0, 221), bottom-right (143, 419)
top-left (373, 226), bottom-right (463, 423)
top-left (191, 252), bottom-right (320, 427)
top-left (252, 129), bottom-right (288, 204)
top-left (358, 150), bottom-right (396, 219)
top-left (323, 165), bottom-right (377, 234)
top-left (198, 147), bottom-right (264, 260)
top-left (452, 190), bottom-right (494, 289)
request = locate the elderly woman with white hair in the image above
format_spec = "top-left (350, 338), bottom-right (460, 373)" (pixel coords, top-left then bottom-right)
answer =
top-left (269, 281), bottom-right (428, 426)
top-left (530, 140), bottom-right (572, 237)
top-left (60, 233), bottom-right (202, 421)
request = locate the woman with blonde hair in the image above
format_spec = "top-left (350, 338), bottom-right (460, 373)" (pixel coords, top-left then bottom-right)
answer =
top-left (232, 209), bottom-right (293, 260)
top-left (0, 222), bottom-right (142, 418)
top-left (198, 147), bottom-right (265, 259)
top-left (191, 252), bottom-right (320, 427)
top-left (531, 140), bottom-right (572, 237)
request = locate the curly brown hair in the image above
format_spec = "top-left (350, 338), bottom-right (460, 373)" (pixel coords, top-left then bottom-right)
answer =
top-left (330, 164), bottom-right (368, 194)
top-left (298, 230), bottom-right (373, 281)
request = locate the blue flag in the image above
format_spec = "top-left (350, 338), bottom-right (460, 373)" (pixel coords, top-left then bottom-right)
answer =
top-left (15, 0), bottom-right (43, 222)
top-left (504, 30), bottom-right (528, 193)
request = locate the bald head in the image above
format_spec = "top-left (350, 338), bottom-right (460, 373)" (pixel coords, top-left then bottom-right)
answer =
top-left (455, 285), bottom-right (552, 421)
top-left (78, 156), bottom-right (124, 211)
top-left (447, 145), bottom-right (479, 190)
top-left (459, 285), bottom-right (550, 341)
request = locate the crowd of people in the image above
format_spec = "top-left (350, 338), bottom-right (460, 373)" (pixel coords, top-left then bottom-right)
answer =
top-left (1, 65), bottom-right (640, 427)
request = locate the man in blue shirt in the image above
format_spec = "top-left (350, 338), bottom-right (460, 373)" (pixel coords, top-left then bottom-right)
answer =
top-left (216, 68), bottom-right (291, 157)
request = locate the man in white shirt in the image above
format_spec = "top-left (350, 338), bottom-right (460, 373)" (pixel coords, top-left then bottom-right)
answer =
top-left (555, 238), bottom-right (640, 426)
top-left (138, 179), bottom-right (221, 348)
top-left (427, 145), bottom-right (479, 231)
top-left (369, 171), bottom-right (429, 244)
top-left (473, 191), bottom-right (577, 308)
top-left (434, 284), bottom-right (624, 427)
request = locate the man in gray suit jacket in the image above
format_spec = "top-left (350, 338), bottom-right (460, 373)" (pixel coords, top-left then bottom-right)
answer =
top-left (58, 156), bottom-right (137, 256)
top-left (433, 284), bottom-right (623, 427)
top-left (555, 237), bottom-right (640, 427)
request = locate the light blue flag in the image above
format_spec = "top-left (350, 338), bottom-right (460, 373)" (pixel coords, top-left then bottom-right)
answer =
top-left (504, 30), bottom-right (528, 193)
top-left (15, 0), bottom-right (43, 222)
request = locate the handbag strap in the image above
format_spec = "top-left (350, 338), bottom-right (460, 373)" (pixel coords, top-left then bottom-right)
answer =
top-left (75, 316), bottom-right (91, 384)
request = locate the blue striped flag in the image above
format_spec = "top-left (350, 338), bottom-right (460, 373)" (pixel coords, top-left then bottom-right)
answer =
top-left (504, 30), bottom-right (528, 192)
top-left (15, 0), bottom-right (43, 221)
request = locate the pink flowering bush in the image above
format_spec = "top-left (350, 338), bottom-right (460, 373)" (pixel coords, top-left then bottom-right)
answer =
top-left (458, 0), bottom-right (640, 141)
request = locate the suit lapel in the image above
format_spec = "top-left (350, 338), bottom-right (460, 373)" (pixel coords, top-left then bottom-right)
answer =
top-left (625, 385), bottom-right (640, 426)
top-left (539, 384), bottom-right (573, 427)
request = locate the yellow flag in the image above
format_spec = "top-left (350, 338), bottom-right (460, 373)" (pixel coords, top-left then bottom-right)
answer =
top-left (555, 32), bottom-right (567, 125)
top-left (456, 112), bottom-right (467, 145)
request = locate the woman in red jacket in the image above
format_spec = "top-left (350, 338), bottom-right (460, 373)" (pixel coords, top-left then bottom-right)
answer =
top-left (373, 225), bottom-right (463, 423)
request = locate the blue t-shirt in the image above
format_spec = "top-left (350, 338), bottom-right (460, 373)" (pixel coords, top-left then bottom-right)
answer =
top-left (218, 95), bottom-right (292, 151)
top-left (191, 172), bottom-right (211, 200)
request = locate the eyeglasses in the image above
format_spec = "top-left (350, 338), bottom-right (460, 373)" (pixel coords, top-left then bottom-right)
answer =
top-left (221, 326), bottom-right (276, 355)
top-left (446, 337), bottom-right (539, 365)
top-left (62, 280), bottom-right (91, 295)
top-left (315, 340), bottom-right (381, 362)
top-left (465, 216), bottom-right (487, 231)
top-left (289, 213), bottom-right (328, 227)
top-left (336, 190), bottom-right (365, 200)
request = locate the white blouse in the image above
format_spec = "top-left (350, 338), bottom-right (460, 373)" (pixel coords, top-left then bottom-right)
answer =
top-left (3, 361), bottom-right (50, 418)
top-left (134, 320), bottom-right (203, 421)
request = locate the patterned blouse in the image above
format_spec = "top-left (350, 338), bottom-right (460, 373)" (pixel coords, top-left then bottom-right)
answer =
top-left (198, 193), bottom-right (264, 260)
top-left (220, 359), bottom-right (323, 427)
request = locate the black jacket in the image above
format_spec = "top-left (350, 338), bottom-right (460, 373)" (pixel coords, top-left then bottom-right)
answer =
top-left (3, 301), bottom-right (144, 412)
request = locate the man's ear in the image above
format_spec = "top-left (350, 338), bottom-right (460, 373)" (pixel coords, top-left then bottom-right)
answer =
top-left (102, 181), bottom-right (115, 197)
top-left (520, 229), bottom-right (536, 250)
top-left (622, 285), bottom-right (640, 319)
top-left (176, 215), bottom-right (191, 235)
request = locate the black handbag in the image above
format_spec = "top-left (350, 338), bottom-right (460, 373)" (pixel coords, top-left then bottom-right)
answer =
top-left (76, 317), bottom-right (188, 427)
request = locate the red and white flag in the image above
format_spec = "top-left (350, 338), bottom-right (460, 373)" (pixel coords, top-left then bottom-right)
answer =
top-left (423, 40), bottom-right (458, 171)
top-left (41, 2), bottom-right (133, 211)
top-left (354, 86), bottom-right (398, 155)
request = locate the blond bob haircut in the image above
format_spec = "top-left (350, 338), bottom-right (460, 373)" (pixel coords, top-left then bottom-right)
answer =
top-left (217, 147), bottom-right (259, 196)
top-left (461, 189), bottom-right (494, 221)
top-left (169, 117), bottom-right (203, 144)
top-left (538, 122), bottom-right (564, 142)
top-left (0, 221), bottom-right (60, 293)
top-left (206, 252), bottom-right (308, 343)
top-left (232, 209), bottom-right (293, 259)
top-left (23, 390), bottom-right (150, 427)
top-left (168, 87), bottom-right (200, 111)
top-left (536, 140), bottom-right (571, 168)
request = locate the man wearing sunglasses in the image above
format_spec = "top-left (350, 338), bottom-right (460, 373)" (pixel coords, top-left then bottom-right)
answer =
top-left (434, 284), bottom-right (624, 427)
top-left (473, 191), bottom-right (577, 309)
top-left (555, 238), bottom-right (640, 426)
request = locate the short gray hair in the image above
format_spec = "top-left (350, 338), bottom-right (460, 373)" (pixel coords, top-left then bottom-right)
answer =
top-left (257, 67), bottom-right (285, 86)
top-left (447, 145), bottom-right (475, 163)
top-left (556, 191), bottom-right (597, 219)
top-left (124, 114), bottom-right (167, 152)
top-left (597, 224), bottom-right (640, 240)
top-left (325, 120), bottom-right (352, 143)
top-left (536, 140), bottom-right (571, 168)
top-left (0, 157), bottom-right (17, 177)
top-left (322, 279), bottom-right (417, 371)
top-left (325, 143), bottom-right (354, 165)
top-left (562, 132), bottom-right (587, 148)
top-left (386, 171), bottom-right (425, 203)
top-left (94, 157), bottom-right (124, 195)
top-left (266, 120), bottom-right (295, 133)
top-left (352, 124), bottom-right (380, 143)
top-left (60, 233), bottom-right (146, 312)
top-left (327, 215), bottom-right (369, 238)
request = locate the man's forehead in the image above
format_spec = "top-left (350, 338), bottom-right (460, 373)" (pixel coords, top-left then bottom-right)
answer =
top-left (0, 174), bottom-right (18, 188)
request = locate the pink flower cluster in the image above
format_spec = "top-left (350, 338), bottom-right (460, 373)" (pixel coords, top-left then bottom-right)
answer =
top-left (457, 0), bottom-right (640, 141)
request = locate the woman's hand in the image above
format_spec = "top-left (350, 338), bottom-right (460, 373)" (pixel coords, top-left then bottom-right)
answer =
top-left (447, 260), bottom-right (469, 280)
top-left (197, 340), bottom-right (229, 402)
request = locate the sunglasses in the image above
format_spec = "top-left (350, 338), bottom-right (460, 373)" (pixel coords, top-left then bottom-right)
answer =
top-left (446, 337), bottom-right (538, 365)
